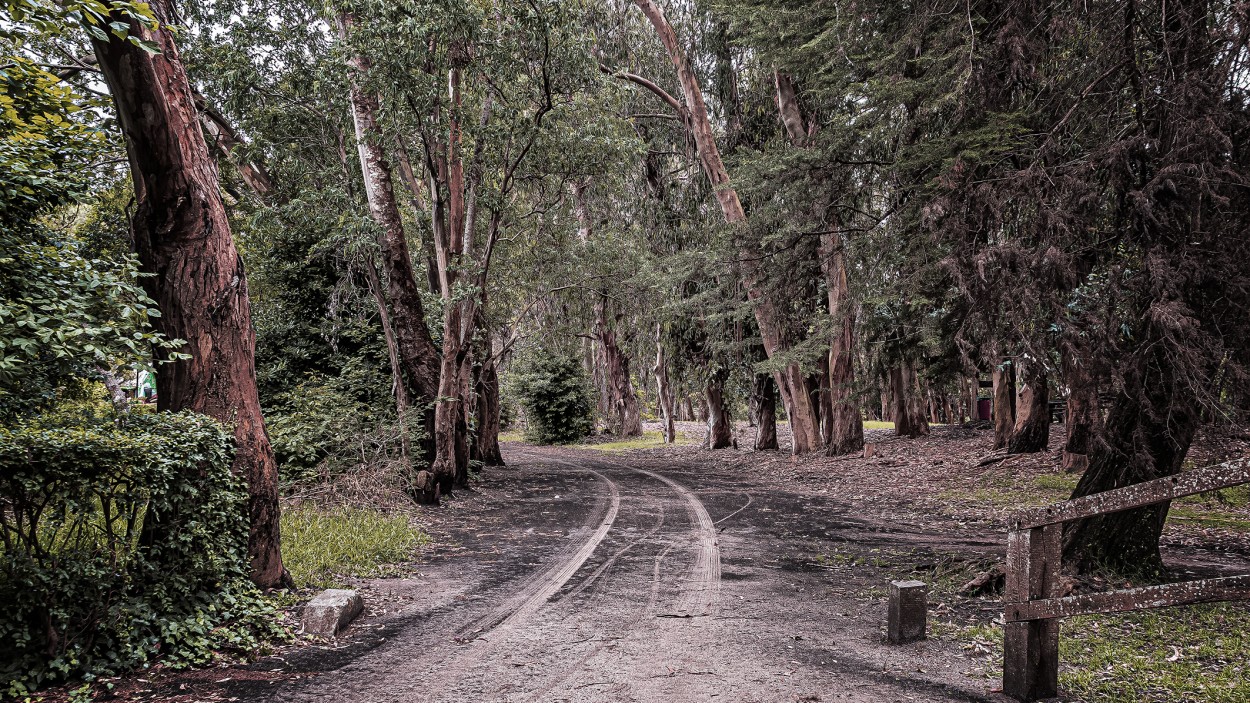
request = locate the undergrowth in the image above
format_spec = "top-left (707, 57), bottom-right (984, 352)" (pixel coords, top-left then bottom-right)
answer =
top-left (281, 506), bottom-right (428, 589)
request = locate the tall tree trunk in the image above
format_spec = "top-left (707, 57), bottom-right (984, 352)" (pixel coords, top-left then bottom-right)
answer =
top-left (593, 298), bottom-right (642, 437)
top-left (822, 235), bottom-right (864, 455)
top-left (752, 372), bottom-right (779, 450)
top-left (1061, 351), bottom-right (1098, 473)
top-left (891, 362), bottom-right (930, 438)
top-left (339, 13), bottom-right (441, 486)
top-left (426, 61), bottom-right (473, 494)
top-left (473, 352), bottom-right (505, 466)
top-left (992, 362), bottom-right (1016, 449)
top-left (632, 0), bottom-right (820, 454)
top-left (363, 260), bottom-right (412, 461)
top-left (1008, 358), bottom-right (1050, 454)
top-left (93, 3), bottom-right (288, 587)
top-left (704, 373), bottom-right (733, 450)
top-left (653, 326), bottom-right (676, 444)
top-left (680, 395), bottom-right (695, 422)
top-left (1063, 341), bottom-right (1200, 575)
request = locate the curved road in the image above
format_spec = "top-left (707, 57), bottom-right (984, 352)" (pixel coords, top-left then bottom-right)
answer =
top-left (251, 448), bottom-right (1004, 703)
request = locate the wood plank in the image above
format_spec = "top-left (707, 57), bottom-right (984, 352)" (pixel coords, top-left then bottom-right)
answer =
top-left (1005, 574), bottom-right (1250, 622)
top-left (1003, 526), bottom-right (1060, 701)
top-left (1011, 457), bottom-right (1250, 530)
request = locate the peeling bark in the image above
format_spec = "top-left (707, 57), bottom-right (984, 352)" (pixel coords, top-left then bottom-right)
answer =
top-left (340, 13), bottom-right (441, 484)
top-left (93, 1), bottom-right (288, 587)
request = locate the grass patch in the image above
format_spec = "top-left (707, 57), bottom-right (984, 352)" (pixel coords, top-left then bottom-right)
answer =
top-left (583, 430), bottom-right (690, 452)
top-left (940, 603), bottom-right (1250, 701)
top-left (1060, 604), bottom-right (1250, 702)
top-left (281, 506), bottom-right (428, 589)
top-left (1034, 473), bottom-right (1079, 492)
top-left (863, 420), bottom-right (895, 430)
top-left (498, 429), bottom-right (525, 442)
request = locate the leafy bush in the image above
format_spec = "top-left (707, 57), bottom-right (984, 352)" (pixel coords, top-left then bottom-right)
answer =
top-left (511, 353), bottom-right (594, 444)
top-left (266, 366), bottom-right (421, 487)
top-left (281, 506), bottom-right (427, 589)
top-left (0, 412), bottom-right (287, 696)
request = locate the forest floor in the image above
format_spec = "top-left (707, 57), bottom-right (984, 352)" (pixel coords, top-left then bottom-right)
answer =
top-left (58, 423), bottom-right (1250, 703)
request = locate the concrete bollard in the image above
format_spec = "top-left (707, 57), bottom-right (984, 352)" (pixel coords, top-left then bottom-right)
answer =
top-left (887, 580), bottom-right (927, 644)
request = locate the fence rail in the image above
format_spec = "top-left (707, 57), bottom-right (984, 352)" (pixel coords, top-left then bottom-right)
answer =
top-left (1002, 457), bottom-right (1250, 701)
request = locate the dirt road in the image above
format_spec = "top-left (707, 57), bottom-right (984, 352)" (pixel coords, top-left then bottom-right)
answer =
top-left (250, 447), bottom-right (1010, 703)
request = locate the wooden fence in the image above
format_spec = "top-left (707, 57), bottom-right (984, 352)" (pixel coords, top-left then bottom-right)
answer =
top-left (1002, 457), bottom-right (1250, 701)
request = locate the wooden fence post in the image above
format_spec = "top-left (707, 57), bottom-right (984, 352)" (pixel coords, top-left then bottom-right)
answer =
top-left (1003, 524), bottom-right (1060, 701)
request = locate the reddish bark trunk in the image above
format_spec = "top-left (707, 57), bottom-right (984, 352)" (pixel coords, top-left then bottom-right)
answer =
top-left (1008, 359), bottom-right (1051, 454)
top-left (680, 395), bottom-right (695, 422)
top-left (1061, 353), bottom-right (1098, 473)
top-left (704, 374), bottom-right (733, 450)
top-left (992, 363), bottom-right (1016, 449)
top-left (890, 362), bottom-right (930, 439)
top-left (593, 300), bottom-right (642, 438)
top-left (93, 3), bottom-right (288, 587)
top-left (822, 236), bottom-right (864, 455)
top-left (574, 178), bottom-right (643, 439)
top-left (633, 0), bottom-right (820, 454)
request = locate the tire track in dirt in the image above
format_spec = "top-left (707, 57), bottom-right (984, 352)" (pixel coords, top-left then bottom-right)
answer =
top-left (503, 451), bottom-right (723, 701)
top-left (587, 455), bottom-right (722, 617)
top-left (453, 453), bottom-right (620, 646)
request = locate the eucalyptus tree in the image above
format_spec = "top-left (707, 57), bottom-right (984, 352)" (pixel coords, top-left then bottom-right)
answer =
top-left (75, 0), bottom-right (291, 587)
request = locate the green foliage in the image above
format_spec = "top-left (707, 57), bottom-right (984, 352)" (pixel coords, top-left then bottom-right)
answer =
top-left (280, 506), bottom-right (427, 589)
top-left (0, 227), bottom-right (181, 419)
top-left (267, 365), bottom-right (420, 485)
top-left (0, 411), bottom-right (288, 696)
top-left (0, 57), bottom-right (105, 217)
top-left (510, 352), bottom-right (593, 445)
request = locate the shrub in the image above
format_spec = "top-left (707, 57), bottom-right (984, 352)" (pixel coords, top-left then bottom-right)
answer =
top-left (0, 412), bottom-right (287, 696)
top-left (511, 353), bottom-right (594, 444)
top-left (266, 368), bottom-right (420, 488)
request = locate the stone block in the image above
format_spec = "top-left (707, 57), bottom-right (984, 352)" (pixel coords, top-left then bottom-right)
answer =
top-left (887, 580), bottom-right (927, 644)
top-left (302, 588), bottom-right (364, 637)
